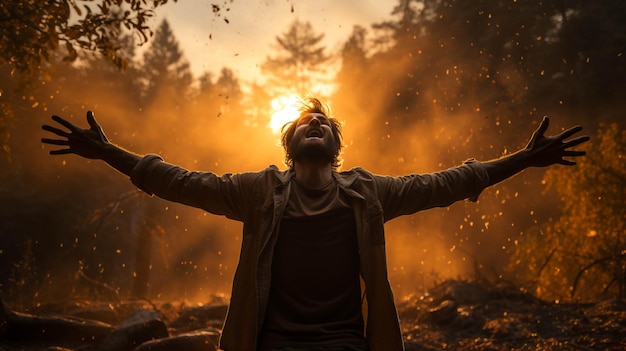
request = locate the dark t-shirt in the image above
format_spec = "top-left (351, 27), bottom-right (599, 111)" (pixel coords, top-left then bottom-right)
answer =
top-left (258, 178), bottom-right (366, 350)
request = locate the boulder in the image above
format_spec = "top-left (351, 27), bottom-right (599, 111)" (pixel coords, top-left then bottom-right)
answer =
top-left (0, 299), bottom-right (113, 344)
top-left (134, 328), bottom-right (220, 351)
top-left (96, 309), bottom-right (168, 351)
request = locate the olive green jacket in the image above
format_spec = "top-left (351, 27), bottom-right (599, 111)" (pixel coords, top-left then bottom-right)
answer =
top-left (130, 155), bottom-right (489, 351)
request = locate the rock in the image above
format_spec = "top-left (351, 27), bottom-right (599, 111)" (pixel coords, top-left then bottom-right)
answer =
top-left (0, 299), bottom-right (113, 344)
top-left (66, 304), bottom-right (120, 325)
top-left (428, 299), bottom-right (458, 325)
top-left (169, 304), bottom-right (228, 331)
top-left (134, 328), bottom-right (220, 351)
top-left (429, 280), bottom-right (490, 305)
top-left (96, 309), bottom-right (168, 351)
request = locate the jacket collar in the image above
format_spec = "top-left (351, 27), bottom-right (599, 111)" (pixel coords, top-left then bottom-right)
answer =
top-left (334, 169), bottom-right (360, 188)
top-left (271, 165), bottom-right (360, 189)
top-left (272, 165), bottom-right (294, 186)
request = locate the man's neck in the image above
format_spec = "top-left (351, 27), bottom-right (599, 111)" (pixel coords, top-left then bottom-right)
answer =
top-left (293, 161), bottom-right (333, 189)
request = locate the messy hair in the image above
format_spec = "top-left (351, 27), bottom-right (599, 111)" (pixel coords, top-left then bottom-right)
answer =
top-left (280, 97), bottom-right (343, 170)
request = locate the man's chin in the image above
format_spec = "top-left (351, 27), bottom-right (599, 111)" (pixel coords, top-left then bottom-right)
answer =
top-left (290, 140), bottom-right (336, 165)
top-left (292, 154), bottom-right (334, 165)
top-left (291, 148), bottom-right (334, 165)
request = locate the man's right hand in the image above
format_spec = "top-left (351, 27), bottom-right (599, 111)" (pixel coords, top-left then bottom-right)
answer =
top-left (42, 111), bottom-right (143, 176)
top-left (42, 111), bottom-right (111, 160)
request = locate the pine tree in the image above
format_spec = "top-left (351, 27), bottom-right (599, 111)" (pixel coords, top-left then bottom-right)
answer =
top-left (70, 31), bottom-right (143, 111)
top-left (261, 19), bottom-right (331, 97)
top-left (140, 19), bottom-right (192, 105)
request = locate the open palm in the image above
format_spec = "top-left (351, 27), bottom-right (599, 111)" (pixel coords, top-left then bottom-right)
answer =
top-left (524, 116), bottom-right (589, 168)
top-left (41, 111), bottom-right (110, 159)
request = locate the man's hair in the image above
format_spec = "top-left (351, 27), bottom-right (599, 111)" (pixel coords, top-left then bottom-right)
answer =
top-left (280, 97), bottom-right (343, 170)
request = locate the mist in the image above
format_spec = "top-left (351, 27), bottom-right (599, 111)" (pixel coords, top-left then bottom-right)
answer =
top-left (1, 0), bottom-right (624, 309)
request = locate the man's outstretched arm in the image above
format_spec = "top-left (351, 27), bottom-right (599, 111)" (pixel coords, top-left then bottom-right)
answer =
top-left (41, 111), bottom-right (140, 176)
top-left (482, 116), bottom-right (590, 186)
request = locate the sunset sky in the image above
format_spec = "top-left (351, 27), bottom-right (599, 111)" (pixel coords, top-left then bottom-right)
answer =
top-left (150, 0), bottom-right (396, 81)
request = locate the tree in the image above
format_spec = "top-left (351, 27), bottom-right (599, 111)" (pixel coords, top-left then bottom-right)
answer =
top-left (510, 123), bottom-right (626, 301)
top-left (0, 0), bottom-right (176, 74)
top-left (58, 32), bottom-right (144, 112)
top-left (139, 19), bottom-right (192, 105)
top-left (261, 19), bottom-right (331, 97)
top-left (193, 68), bottom-right (244, 122)
top-left (0, 1), bottom-right (177, 162)
top-left (216, 68), bottom-right (243, 102)
top-left (543, 1), bottom-right (626, 112)
top-left (340, 25), bottom-right (369, 72)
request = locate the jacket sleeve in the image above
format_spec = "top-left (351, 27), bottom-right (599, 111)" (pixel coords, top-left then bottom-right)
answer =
top-left (374, 160), bottom-right (490, 222)
top-left (130, 154), bottom-right (258, 221)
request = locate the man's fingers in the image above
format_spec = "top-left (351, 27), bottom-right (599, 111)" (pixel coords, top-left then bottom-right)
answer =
top-left (563, 150), bottom-right (586, 157)
top-left (535, 116), bottom-right (550, 137)
top-left (42, 124), bottom-right (70, 137)
top-left (41, 138), bottom-right (69, 146)
top-left (51, 115), bottom-right (79, 132)
top-left (559, 159), bottom-right (577, 166)
top-left (86, 111), bottom-right (99, 130)
top-left (49, 149), bottom-right (73, 155)
top-left (557, 125), bottom-right (584, 141)
top-left (564, 135), bottom-right (590, 148)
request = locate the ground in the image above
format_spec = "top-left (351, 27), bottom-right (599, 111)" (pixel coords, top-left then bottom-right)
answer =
top-left (398, 280), bottom-right (626, 351)
top-left (1, 279), bottom-right (625, 350)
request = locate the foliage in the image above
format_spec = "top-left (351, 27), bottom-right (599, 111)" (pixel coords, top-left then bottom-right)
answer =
top-left (510, 124), bottom-right (626, 301)
top-left (0, 0), bottom-right (177, 162)
top-left (261, 19), bottom-right (331, 97)
top-left (0, 0), bottom-right (176, 74)
top-left (337, 0), bottom-right (626, 127)
top-left (551, 1), bottom-right (626, 108)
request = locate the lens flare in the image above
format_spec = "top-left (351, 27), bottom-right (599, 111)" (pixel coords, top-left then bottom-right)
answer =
top-left (269, 94), bottom-right (300, 134)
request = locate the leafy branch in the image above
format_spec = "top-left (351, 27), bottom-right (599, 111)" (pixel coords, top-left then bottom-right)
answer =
top-left (0, 0), bottom-right (177, 73)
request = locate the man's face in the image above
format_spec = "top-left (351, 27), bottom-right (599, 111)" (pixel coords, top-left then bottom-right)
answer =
top-left (289, 113), bottom-right (337, 165)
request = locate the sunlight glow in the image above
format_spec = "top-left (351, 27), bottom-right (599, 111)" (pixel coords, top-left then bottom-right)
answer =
top-left (269, 94), bottom-right (301, 134)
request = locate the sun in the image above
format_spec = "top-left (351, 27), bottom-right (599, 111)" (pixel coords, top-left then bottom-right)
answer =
top-left (269, 94), bottom-right (301, 134)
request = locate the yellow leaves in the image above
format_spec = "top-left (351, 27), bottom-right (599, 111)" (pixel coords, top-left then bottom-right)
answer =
top-left (522, 123), bottom-right (626, 300)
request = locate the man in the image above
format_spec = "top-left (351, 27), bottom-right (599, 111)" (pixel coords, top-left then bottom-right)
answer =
top-left (41, 98), bottom-right (589, 351)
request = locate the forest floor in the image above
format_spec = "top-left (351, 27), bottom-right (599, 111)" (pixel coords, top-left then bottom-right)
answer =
top-left (1, 279), bottom-right (625, 350)
top-left (398, 280), bottom-right (626, 351)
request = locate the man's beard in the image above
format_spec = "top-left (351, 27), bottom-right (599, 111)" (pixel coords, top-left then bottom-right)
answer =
top-left (289, 138), bottom-right (336, 165)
